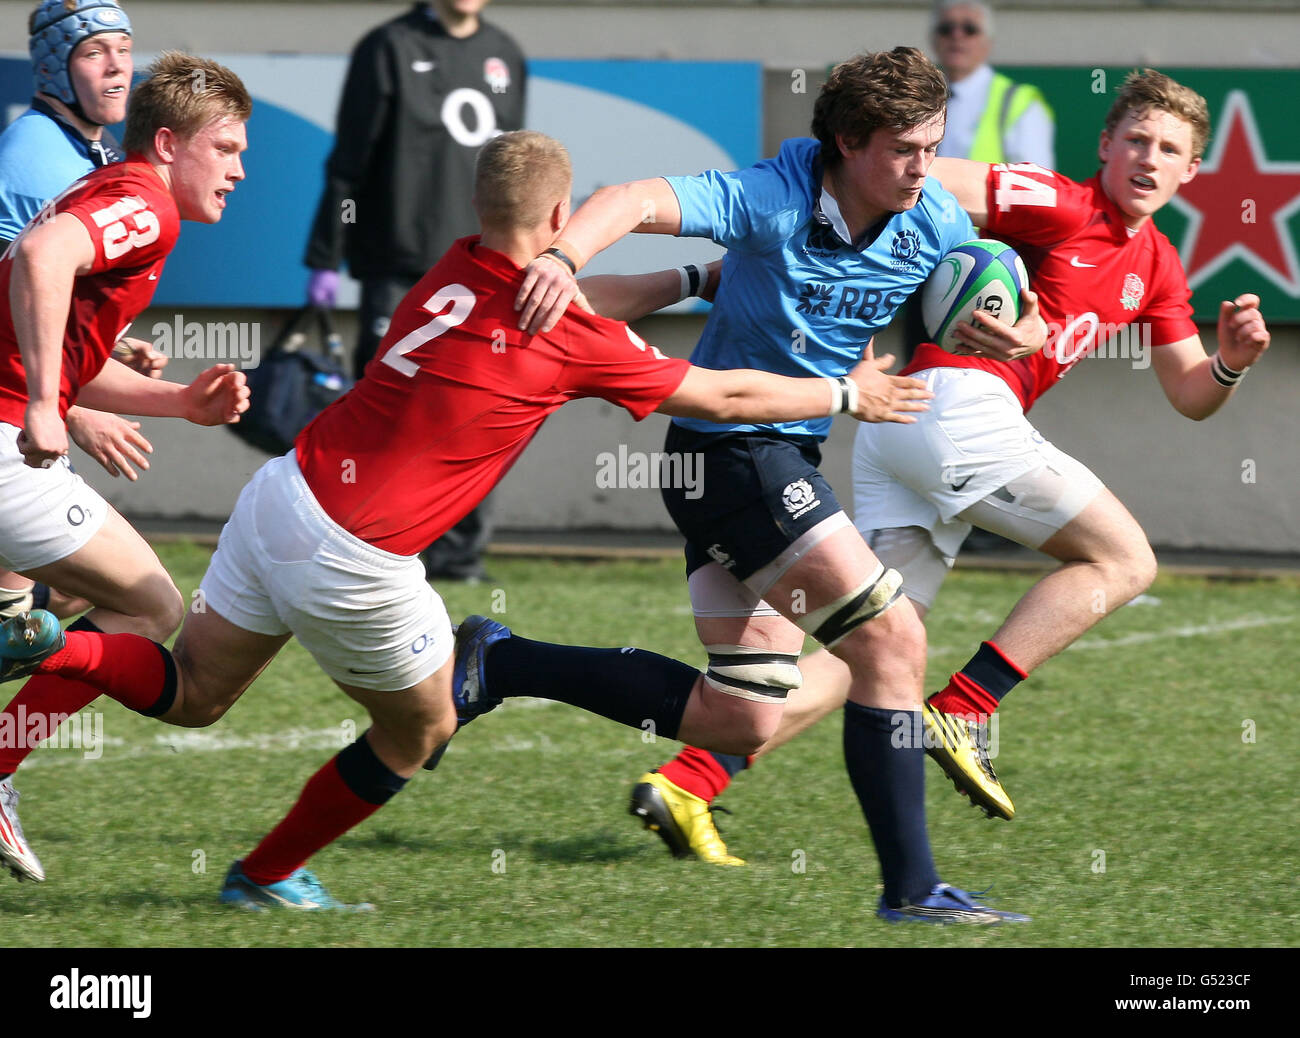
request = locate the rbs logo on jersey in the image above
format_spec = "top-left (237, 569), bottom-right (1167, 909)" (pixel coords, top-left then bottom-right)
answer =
top-left (797, 282), bottom-right (910, 326)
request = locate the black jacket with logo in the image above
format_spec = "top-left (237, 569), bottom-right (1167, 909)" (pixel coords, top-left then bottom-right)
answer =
top-left (304, 3), bottom-right (527, 279)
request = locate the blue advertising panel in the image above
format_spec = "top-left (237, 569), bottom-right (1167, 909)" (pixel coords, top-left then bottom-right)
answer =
top-left (0, 55), bottom-right (760, 308)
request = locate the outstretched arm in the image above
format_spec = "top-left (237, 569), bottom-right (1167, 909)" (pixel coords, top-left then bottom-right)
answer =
top-left (78, 361), bottom-right (250, 427)
top-left (1150, 294), bottom-right (1271, 420)
top-left (658, 353), bottom-right (932, 426)
top-left (579, 260), bottom-right (721, 323)
top-left (929, 157), bottom-right (994, 227)
top-left (516, 177), bottom-right (684, 333)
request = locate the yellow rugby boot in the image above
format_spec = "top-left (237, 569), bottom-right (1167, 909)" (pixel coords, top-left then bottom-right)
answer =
top-left (922, 702), bottom-right (1015, 820)
top-left (629, 772), bottom-right (745, 866)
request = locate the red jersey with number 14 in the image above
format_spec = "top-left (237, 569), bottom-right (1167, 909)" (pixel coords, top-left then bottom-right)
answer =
top-left (905, 164), bottom-right (1197, 412)
top-left (297, 237), bottom-right (692, 556)
top-left (0, 157), bottom-right (178, 427)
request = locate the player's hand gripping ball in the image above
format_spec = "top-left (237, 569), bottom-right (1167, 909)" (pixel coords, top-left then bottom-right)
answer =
top-left (922, 239), bottom-right (1028, 353)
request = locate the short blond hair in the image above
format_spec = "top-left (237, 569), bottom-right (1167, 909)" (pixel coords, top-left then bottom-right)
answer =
top-left (123, 51), bottom-right (251, 153)
top-left (474, 131), bottom-right (572, 231)
top-left (1105, 69), bottom-right (1210, 160)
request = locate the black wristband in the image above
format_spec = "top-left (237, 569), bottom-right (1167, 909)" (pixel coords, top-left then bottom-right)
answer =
top-left (542, 247), bottom-right (577, 274)
top-left (685, 264), bottom-right (702, 297)
top-left (1210, 352), bottom-right (1246, 388)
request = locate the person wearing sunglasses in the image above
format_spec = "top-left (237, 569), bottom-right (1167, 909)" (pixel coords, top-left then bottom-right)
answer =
top-left (921, 0), bottom-right (1056, 547)
top-left (931, 1), bottom-right (1054, 168)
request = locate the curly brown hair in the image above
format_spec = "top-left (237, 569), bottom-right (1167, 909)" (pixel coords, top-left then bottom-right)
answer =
top-left (812, 47), bottom-right (949, 169)
top-left (1104, 69), bottom-right (1210, 161)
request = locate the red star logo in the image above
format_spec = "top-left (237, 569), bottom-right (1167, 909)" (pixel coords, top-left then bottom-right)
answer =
top-left (1170, 90), bottom-right (1300, 294)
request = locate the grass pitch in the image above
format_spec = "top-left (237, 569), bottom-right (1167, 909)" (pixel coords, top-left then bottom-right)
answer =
top-left (3, 545), bottom-right (1296, 948)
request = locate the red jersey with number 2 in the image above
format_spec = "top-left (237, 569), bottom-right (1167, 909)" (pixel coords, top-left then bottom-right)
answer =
top-left (0, 157), bottom-right (178, 426)
top-left (904, 164), bottom-right (1197, 412)
top-left (297, 237), bottom-right (692, 556)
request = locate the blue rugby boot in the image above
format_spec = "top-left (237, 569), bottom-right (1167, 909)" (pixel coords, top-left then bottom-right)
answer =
top-left (451, 615), bottom-right (510, 728)
top-left (0, 610), bottom-right (64, 682)
top-left (218, 861), bottom-right (372, 911)
top-left (878, 882), bottom-right (1030, 925)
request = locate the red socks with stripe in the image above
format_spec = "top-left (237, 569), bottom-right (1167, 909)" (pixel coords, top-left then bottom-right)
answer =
top-left (240, 759), bottom-right (382, 885)
top-left (240, 735), bottom-right (408, 886)
top-left (927, 640), bottom-right (1028, 719)
top-left (658, 746), bottom-right (752, 803)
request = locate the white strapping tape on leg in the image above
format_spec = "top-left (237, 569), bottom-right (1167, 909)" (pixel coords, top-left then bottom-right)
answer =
top-left (793, 563), bottom-right (904, 647)
top-left (702, 643), bottom-right (802, 703)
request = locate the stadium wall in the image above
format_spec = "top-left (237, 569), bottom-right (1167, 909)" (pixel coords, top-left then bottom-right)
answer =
top-left (6, 0), bottom-right (1295, 553)
top-left (90, 303), bottom-right (1300, 555)
top-left (0, 3), bottom-right (1294, 68)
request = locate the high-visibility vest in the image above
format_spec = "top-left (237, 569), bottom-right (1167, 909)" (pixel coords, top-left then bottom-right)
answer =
top-left (968, 72), bottom-right (1053, 164)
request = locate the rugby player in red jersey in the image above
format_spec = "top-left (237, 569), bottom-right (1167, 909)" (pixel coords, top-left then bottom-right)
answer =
top-left (628, 69), bottom-right (1272, 863)
top-left (0, 53), bottom-right (251, 882)
top-left (0, 130), bottom-right (932, 908)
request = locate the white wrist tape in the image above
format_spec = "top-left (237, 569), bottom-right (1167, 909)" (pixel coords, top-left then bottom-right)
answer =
top-left (677, 264), bottom-right (706, 301)
top-left (1210, 352), bottom-right (1247, 387)
top-left (826, 375), bottom-right (858, 415)
top-left (840, 375), bottom-right (859, 415)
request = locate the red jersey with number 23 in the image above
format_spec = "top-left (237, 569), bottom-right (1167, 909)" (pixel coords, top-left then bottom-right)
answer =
top-left (904, 163), bottom-right (1197, 412)
top-left (297, 237), bottom-right (692, 556)
top-left (0, 157), bottom-right (178, 427)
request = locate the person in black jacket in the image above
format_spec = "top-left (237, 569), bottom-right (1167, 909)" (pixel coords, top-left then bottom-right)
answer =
top-left (304, 0), bottom-right (526, 582)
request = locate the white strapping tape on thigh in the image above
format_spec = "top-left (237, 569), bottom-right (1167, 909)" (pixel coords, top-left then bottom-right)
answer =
top-left (702, 643), bottom-right (802, 703)
top-left (793, 562), bottom-right (904, 647)
top-left (688, 562), bottom-right (783, 618)
top-left (743, 512), bottom-right (854, 599)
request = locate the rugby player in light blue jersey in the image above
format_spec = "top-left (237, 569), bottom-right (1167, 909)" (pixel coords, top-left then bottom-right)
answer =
top-left (486, 48), bottom-right (1046, 924)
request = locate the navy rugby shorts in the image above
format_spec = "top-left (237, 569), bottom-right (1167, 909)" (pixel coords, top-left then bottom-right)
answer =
top-left (660, 423), bottom-right (845, 583)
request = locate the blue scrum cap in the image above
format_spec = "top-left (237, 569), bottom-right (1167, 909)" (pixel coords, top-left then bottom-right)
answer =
top-left (30, 0), bottom-right (133, 109)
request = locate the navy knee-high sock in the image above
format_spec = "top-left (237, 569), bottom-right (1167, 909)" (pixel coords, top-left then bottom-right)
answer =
top-left (484, 636), bottom-right (696, 740)
top-left (842, 701), bottom-right (940, 907)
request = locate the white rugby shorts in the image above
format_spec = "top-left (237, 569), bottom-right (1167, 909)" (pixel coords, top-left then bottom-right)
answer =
top-left (853, 367), bottom-right (1103, 560)
top-left (0, 422), bottom-right (108, 571)
top-left (200, 452), bottom-right (454, 692)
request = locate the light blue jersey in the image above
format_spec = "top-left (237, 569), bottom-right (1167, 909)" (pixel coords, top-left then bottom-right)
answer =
top-left (666, 137), bottom-right (974, 440)
top-left (0, 104), bottom-right (120, 243)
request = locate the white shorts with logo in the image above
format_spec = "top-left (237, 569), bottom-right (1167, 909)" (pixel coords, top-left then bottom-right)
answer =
top-left (0, 422), bottom-right (108, 572)
top-left (199, 452), bottom-right (454, 692)
top-left (853, 367), bottom-right (1104, 561)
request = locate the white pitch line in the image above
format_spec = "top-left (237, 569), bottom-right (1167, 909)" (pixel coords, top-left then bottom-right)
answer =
top-left (17, 717), bottom-right (580, 771)
top-left (16, 614), bottom-right (1298, 769)
top-left (925, 613), bottom-right (1298, 657)
top-left (1063, 613), bottom-right (1297, 652)
top-left (20, 726), bottom-right (350, 770)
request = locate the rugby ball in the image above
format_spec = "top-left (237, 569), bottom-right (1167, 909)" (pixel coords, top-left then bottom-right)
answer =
top-left (921, 240), bottom-right (1028, 352)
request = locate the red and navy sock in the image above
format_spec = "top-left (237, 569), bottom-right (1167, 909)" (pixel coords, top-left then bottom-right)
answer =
top-left (658, 746), bottom-right (751, 802)
top-left (843, 701), bottom-right (939, 907)
top-left (485, 636), bottom-right (696, 740)
top-left (241, 733), bottom-right (407, 886)
top-left (928, 641), bottom-right (1027, 719)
